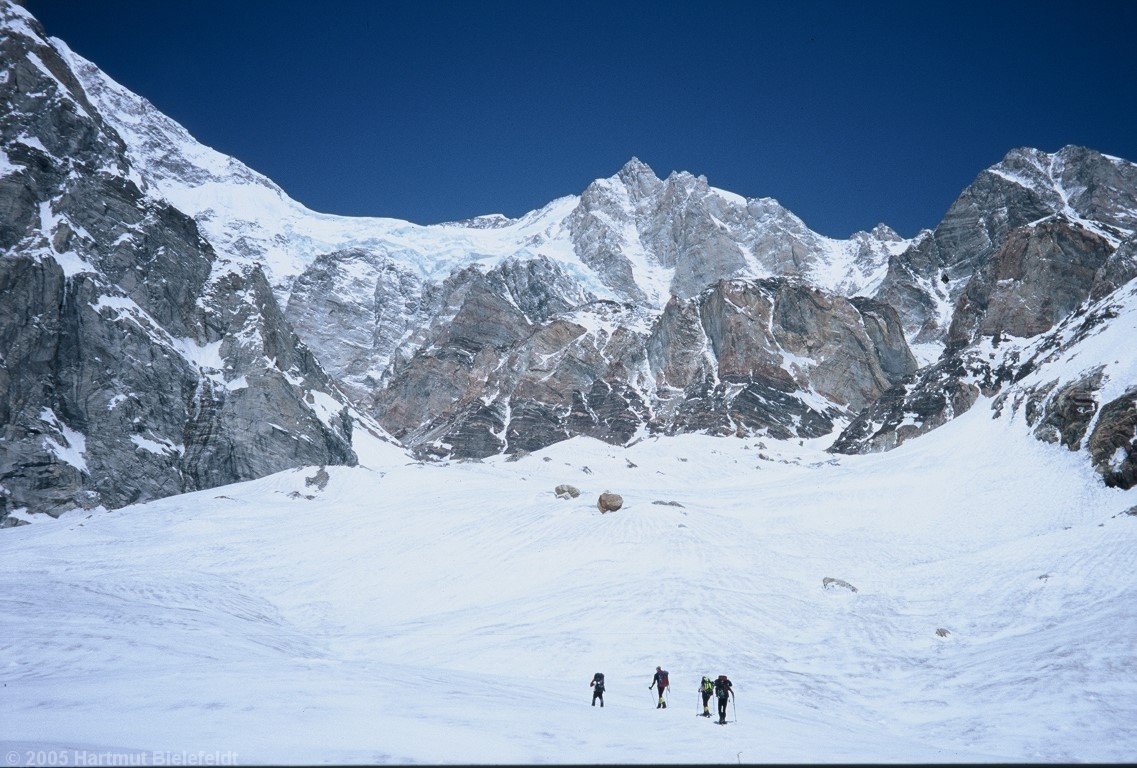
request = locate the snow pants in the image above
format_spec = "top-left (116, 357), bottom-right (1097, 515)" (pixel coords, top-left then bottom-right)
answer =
top-left (717, 696), bottom-right (728, 722)
top-left (701, 691), bottom-right (712, 712)
top-left (592, 688), bottom-right (604, 706)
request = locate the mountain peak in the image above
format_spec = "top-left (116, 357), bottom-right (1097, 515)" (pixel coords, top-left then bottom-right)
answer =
top-left (868, 222), bottom-right (902, 241)
top-left (618, 156), bottom-right (657, 180)
top-left (1000, 145), bottom-right (1049, 162)
top-left (614, 156), bottom-right (663, 199)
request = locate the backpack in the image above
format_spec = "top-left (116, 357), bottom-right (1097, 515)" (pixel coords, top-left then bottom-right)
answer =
top-left (714, 677), bottom-right (731, 699)
top-left (659, 669), bottom-right (669, 687)
top-left (701, 677), bottom-right (713, 694)
top-left (593, 673), bottom-right (605, 690)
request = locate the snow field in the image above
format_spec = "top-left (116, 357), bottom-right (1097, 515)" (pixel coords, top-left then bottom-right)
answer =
top-left (2, 404), bottom-right (1136, 763)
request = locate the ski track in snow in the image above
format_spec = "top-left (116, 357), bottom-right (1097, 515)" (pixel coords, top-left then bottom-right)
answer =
top-left (2, 405), bottom-right (1136, 764)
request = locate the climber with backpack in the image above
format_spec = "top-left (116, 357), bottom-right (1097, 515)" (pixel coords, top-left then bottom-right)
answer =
top-left (649, 666), bottom-right (670, 708)
top-left (590, 672), bottom-right (605, 707)
top-left (713, 674), bottom-right (734, 724)
top-left (699, 675), bottom-right (714, 716)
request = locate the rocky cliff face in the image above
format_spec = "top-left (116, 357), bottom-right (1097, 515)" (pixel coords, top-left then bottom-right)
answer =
top-left (946, 217), bottom-right (1123, 349)
top-left (874, 146), bottom-right (1137, 348)
top-left (368, 274), bottom-right (916, 458)
top-left (833, 170), bottom-right (1137, 459)
top-left (0, 3), bottom-right (359, 521)
top-left (258, 148), bottom-right (925, 460)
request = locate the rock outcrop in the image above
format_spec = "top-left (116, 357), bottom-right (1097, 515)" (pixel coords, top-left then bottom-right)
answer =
top-left (1027, 369), bottom-right (1105, 451)
top-left (829, 354), bottom-right (985, 455)
top-left (650, 279), bottom-right (917, 440)
top-left (1088, 388), bottom-right (1137, 489)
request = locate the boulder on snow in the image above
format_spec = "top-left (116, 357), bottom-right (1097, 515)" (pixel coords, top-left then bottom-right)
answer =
top-left (304, 466), bottom-right (330, 491)
top-left (935, 628), bottom-right (951, 638)
top-left (598, 491), bottom-right (623, 512)
top-left (822, 577), bottom-right (858, 593)
top-left (554, 484), bottom-right (580, 499)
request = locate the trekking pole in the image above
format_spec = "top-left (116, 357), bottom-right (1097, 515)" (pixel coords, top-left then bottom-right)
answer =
top-left (732, 696), bottom-right (737, 724)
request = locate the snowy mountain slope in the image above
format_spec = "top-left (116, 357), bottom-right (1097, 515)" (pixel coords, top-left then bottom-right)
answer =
top-left (51, 28), bottom-right (927, 466)
top-left (993, 275), bottom-right (1137, 486)
top-left (833, 267), bottom-right (1137, 492)
top-left (56, 37), bottom-right (911, 309)
top-left (2, 409), bottom-right (1134, 762)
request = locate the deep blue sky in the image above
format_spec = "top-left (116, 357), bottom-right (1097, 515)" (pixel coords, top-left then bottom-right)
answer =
top-left (24, 0), bottom-right (1137, 237)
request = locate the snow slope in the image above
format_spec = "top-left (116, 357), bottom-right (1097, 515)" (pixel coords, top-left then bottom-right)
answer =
top-left (2, 408), bottom-right (1135, 763)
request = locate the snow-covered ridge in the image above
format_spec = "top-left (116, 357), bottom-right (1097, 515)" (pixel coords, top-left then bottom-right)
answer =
top-left (51, 37), bottom-right (912, 307)
top-left (0, 0), bottom-right (39, 39)
top-left (51, 38), bottom-right (586, 291)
